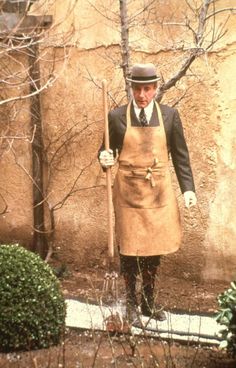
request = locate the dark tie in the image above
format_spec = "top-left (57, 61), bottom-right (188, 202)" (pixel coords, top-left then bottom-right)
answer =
top-left (139, 108), bottom-right (148, 126)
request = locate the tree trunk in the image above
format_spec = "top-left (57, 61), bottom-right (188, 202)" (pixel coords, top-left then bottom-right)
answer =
top-left (119, 0), bottom-right (131, 99)
top-left (29, 42), bottom-right (48, 259)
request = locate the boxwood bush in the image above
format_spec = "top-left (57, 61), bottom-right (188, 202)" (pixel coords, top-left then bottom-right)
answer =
top-left (0, 244), bottom-right (66, 352)
top-left (216, 280), bottom-right (236, 356)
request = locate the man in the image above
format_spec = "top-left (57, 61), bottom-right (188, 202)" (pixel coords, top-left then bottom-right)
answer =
top-left (99, 63), bottom-right (196, 323)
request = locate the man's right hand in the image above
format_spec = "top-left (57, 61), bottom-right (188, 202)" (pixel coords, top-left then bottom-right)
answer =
top-left (99, 149), bottom-right (115, 168)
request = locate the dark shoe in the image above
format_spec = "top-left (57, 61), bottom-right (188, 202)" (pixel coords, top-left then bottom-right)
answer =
top-left (142, 305), bottom-right (166, 321)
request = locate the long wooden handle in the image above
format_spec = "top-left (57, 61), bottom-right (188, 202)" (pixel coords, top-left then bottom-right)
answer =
top-left (102, 79), bottom-right (114, 258)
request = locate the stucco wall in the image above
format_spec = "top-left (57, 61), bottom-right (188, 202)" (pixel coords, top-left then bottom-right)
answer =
top-left (1, 0), bottom-right (236, 281)
top-left (203, 46), bottom-right (236, 280)
top-left (0, 55), bottom-right (32, 245)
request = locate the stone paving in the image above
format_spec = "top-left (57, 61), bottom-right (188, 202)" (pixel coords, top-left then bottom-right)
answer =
top-left (65, 298), bottom-right (222, 345)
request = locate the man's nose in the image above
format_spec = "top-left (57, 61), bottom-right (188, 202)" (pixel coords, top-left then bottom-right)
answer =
top-left (139, 88), bottom-right (145, 97)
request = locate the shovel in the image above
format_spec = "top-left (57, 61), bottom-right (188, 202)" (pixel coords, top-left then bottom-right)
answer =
top-left (101, 80), bottom-right (118, 298)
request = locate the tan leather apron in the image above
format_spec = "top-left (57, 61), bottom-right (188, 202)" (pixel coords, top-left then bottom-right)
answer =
top-left (113, 101), bottom-right (182, 256)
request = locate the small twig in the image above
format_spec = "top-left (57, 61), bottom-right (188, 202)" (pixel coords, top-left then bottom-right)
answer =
top-left (91, 333), bottom-right (104, 368)
top-left (0, 76), bottom-right (56, 106)
top-left (206, 7), bottom-right (236, 20)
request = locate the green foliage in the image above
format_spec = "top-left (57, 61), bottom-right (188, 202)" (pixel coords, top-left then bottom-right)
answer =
top-left (0, 244), bottom-right (66, 352)
top-left (216, 281), bottom-right (236, 356)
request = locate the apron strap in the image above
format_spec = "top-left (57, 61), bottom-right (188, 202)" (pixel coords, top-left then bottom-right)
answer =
top-left (154, 101), bottom-right (164, 128)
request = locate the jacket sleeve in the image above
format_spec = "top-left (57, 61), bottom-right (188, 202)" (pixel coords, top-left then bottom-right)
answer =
top-left (98, 108), bottom-right (127, 158)
top-left (170, 109), bottom-right (195, 194)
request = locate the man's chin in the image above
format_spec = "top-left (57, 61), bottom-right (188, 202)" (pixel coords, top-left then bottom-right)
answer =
top-left (137, 102), bottom-right (147, 108)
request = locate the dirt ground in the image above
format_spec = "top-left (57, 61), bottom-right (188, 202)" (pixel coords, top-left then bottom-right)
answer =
top-left (0, 262), bottom-right (235, 368)
top-left (1, 329), bottom-right (235, 368)
top-left (60, 263), bottom-right (228, 314)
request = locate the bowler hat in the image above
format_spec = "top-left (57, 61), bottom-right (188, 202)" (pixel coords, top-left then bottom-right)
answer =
top-left (126, 63), bottom-right (160, 83)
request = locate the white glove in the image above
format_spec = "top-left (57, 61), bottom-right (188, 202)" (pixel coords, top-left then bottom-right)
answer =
top-left (183, 191), bottom-right (197, 208)
top-left (99, 149), bottom-right (115, 168)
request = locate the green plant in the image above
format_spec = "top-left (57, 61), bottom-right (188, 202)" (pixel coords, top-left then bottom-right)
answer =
top-left (216, 280), bottom-right (236, 356)
top-left (0, 244), bottom-right (66, 352)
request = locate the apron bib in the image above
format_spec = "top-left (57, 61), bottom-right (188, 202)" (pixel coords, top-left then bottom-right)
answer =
top-left (113, 101), bottom-right (182, 256)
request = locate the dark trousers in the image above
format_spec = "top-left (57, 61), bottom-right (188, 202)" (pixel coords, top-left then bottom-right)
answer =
top-left (120, 254), bottom-right (161, 313)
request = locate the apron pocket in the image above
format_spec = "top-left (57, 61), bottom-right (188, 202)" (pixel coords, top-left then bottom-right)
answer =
top-left (114, 170), bottom-right (168, 208)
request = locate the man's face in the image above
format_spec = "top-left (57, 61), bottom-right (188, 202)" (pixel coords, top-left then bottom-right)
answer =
top-left (132, 83), bottom-right (157, 108)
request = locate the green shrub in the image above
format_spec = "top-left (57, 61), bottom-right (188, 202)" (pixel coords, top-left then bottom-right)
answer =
top-left (216, 281), bottom-right (236, 356)
top-left (0, 244), bottom-right (66, 352)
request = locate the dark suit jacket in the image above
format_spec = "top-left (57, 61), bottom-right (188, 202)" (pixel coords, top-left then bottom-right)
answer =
top-left (100, 101), bottom-right (195, 194)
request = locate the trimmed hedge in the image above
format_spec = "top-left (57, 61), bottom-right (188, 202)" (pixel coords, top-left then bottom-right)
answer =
top-left (0, 244), bottom-right (66, 352)
top-left (216, 281), bottom-right (236, 356)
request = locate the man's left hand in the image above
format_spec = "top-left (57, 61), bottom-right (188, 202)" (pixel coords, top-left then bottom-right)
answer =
top-left (183, 191), bottom-right (197, 208)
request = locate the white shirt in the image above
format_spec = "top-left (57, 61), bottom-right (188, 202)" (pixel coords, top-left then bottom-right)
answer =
top-left (133, 99), bottom-right (154, 125)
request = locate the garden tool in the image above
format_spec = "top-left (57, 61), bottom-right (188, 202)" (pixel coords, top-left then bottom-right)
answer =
top-left (101, 80), bottom-right (129, 333)
top-left (102, 79), bottom-right (114, 258)
top-left (102, 271), bottom-right (118, 300)
top-left (101, 79), bottom-right (118, 299)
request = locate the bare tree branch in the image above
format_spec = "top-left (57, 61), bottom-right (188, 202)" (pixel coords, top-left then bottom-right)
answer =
top-left (0, 123), bottom-right (36, 142)
top-left (156, 51), bottom-right (199, 101)
top-left (85, 67), bottom-right (120, 107)
top-left (206, 7), bottom-right (236, 20)
top-left (0, 75), bottom-right (56, 106)
top-left (51, 160), bottom-right (95, 212)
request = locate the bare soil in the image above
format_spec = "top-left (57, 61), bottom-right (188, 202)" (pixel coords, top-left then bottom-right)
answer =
top-left (60, 264), bottom-right (228, 314)
top-left (0, 262), bottom-right (235, 368)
